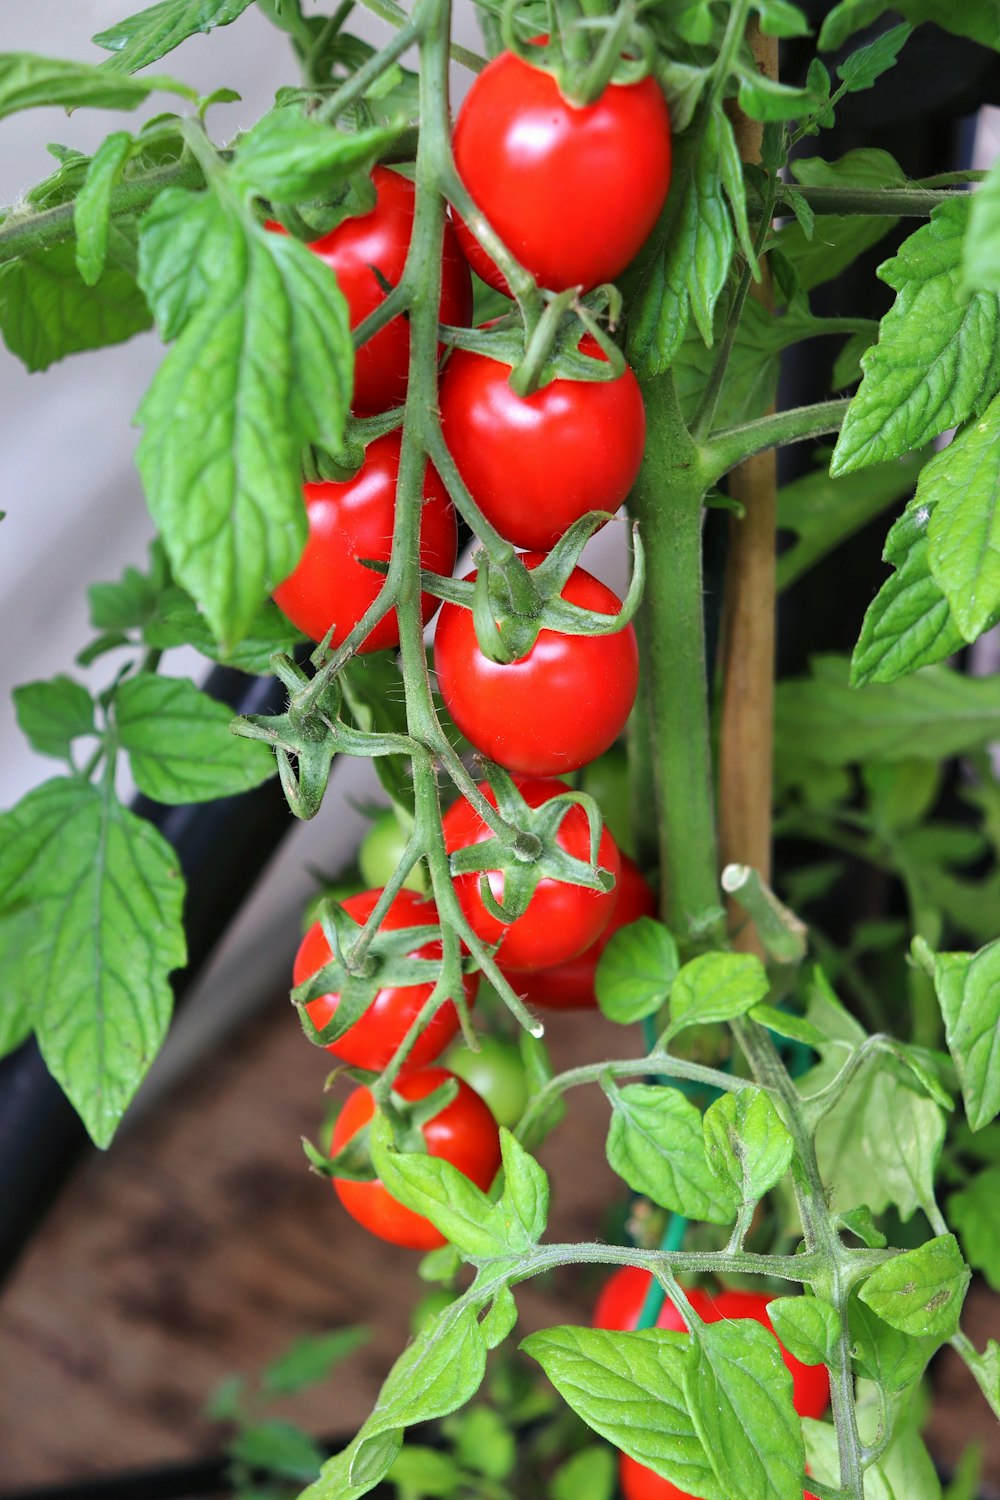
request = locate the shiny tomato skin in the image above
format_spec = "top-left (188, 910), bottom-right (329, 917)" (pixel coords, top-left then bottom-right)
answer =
top-left (433, 555), bottom-right (639, 776)
top-left (272, 432), bottom-right (457, 652)
top-left (452, 52), bottom-right (671, 294)
top-left (441, 776), bottom-right (620, 971)
top-left (273, 166), bottom-right (472, 413)
top-left (295, 888), bottom-right (477, 1072)
top-left (500, 853), bottom-right (654, 1009)
top-left (593, 1268), bottom-right (830, 1420)
top-left (438, 335), bottom-right (646, 550)
top-left (619, 1453), bottom-right (817, 1500)
top-left (331, 1067), bottom-right (501, 1249)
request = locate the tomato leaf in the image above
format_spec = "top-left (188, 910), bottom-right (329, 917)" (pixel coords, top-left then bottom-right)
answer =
top-left (0, 51), bottom-right (184, 115)
top-left (604, 1081), bottom-right (737, 1224)
top-left (13, 675), bottom-right (95, 761)
top-left (858, 1234), bottom-right (970, 1338)
top-left (115, 673), bottom-right (275, 802)
top-left (928, 937), bottom-right (1000, 1129)
top-left (0, 916), bottom-right (34, 1060)
top-left (832, 201), bottom-right (1000, 475)
top-left (385, 1446), bottom-right (462, 1496)
top-left (924, 393), bottom-right (1000, 640)
top-left (368, 1112), bottom-right (508, 1260)
top-left (262, 1327), bottom-right (369, 1395)
top-left (498, 1127), bottom-right (549, 1246)
top-left (667, 952), bottom-right (769, 1035)
top-left (143, 589), bottom-right (306, 673)
top-left (948, 1168), bottom-right (1000, 1293)
top-left (836, 21), bottom-right (912, 91)
top-left (684, 1319), bottom-right (805, 1500)
top-left (231, 111), bottom-right (401, 205)
top-left (848, 1296), bottom-right (940, 1393)
top-left (551, 1445), bottom-right (616, 1500)
top-left (820, 0), bottom-right (1000, 51)
top-left (230, 1421), bottom-right (324, 1481)
top-left (74, 131), bottom-right (133, 286)
top-left (703, 1088), bottom-right (794, 1206)
top-left (0, 777), bottom-right (186, 1147)
top-left (93, 0), bottom-right (255, 75)
top-left (595, 916), bottom-right (679, 1025)
top-left (964, 153), bottom-right (1000, 292)
top-left (521, 1326), bottom-right (722, 1500)
top-left (766, 1296), bottom-right (839, 1370)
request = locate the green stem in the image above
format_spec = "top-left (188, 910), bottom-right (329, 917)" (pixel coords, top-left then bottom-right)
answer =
top-left (704, 399), bottom-right (850, 479)
top-left (786, 184), bottom-right (967, 217)
top-left (353, 0), bottom-right (486, 69)
top-left (316, 20), bottom-right (421, 120)
top-left (629, 375), bottom-right (723, 948)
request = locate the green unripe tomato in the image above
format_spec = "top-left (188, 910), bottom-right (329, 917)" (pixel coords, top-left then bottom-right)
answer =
top-left (443, 1035), bottom-right (529, 1128)
top-left (358, 809), bottom-right (427, 893)
top-left (579, 746), bottom-right (634, 857)
top-left (410, 1286), bottom-right (460, 1335)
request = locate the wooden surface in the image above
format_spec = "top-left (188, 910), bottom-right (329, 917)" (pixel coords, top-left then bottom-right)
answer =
top-left (1, 996), bottom-right (998, 1494)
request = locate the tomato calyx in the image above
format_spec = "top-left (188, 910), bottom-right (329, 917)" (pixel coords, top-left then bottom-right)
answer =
top-left (498, 14), bottom-right (657, 108)
top-left (441, 287), bottom-right (625, 397)
top-left (448, 768), bottom-right (616, 925)
top-left (306, 1075), bottom-right (461, 1184)
top-left (302, 407), bottom-right (405, 485)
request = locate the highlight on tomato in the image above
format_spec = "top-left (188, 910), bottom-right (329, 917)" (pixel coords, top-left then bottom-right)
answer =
top-left (330, 1067), bottom-right (501, 1249)
top-left (269, 165), bottom-right (472, 413)
top-left (441, 776), bottom-right (621, 972)
top-left (439, 333), bottom-right (646, 551)
top-left (272, 432), bottom-right (457, 652)
top-left (452, 49), bottom-right (672, 294)
top-left (294, 887), bottom-right (477, 1073)
top-left (433, 557), bottom-right (639, 776)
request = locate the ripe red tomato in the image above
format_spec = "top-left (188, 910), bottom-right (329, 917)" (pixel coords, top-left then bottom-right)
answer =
top-left (433, 555), bottom-right (639, 776)
top-left (593, 1268), bottom-right (830, 1420)
top-left (270, 166), bottom-right (472, 413)
top-left (452, 51), bottom-right (671, 294)
top-left (441, 776), bottom-right (620, 971)
top-left (438, 333), bottom-right (646, 550)
top-left (620, 1452), bottom-right (817, 1500)
top-left (295, 888), bottom-right (477, 1072)
top-left (330, 1067), bottom-right (501, 1249)
top-left (272, 432), bottom-right (457, 651)
top-left (499, 853), bottom-right (654, 1009)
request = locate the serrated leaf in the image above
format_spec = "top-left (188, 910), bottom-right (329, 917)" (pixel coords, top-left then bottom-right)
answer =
top-left (766, 1296), bottom-right (839, 1369)
top-left (522, 1326), bottom-right (721, 1500)
top-left (832, 201), bottom-right (1000, 475)
top-left (94, 0), bottom-right (255, 75)
top-left (737, 66), bottom-right (822, 123)
top-left (0, 51), bottom-right (177, 116)
top-left (686, 1319), bottom-right (804, 1500)
top-left (605, 1082), bottom-right (736, 1224)
top-left (595, 917), bottom-right (678, 1024)
top-left (138, 186), bottom-right (241, 339)
top-left (703, 1088), bottom-right (794, 1205)
top-left (74, 131), bottom-right (133, 286)
top-left (497, 1128), bottom-right (548, 1247)
top-left (965, 155), bottom-right (1000, 293)
top-left (369, 1113), bottom-right (507, 1259)
top-left (948, 1168), bottom-right (1000, 1292)
top-left (858, 1234), bottom-right (969, 1338)
top-left (143, 588), bottom-right (305, 673)
top-left (115, 674), bottom-right (274, 802)
top-left (924, 393), bottom-right (1000, 640)
top-left (0, 777), bottom-right (185, 1147)
top-left (821, 0), bottom-right (1000, 51)
top-left (231, 111), bottom-right (400, 205)
top-left (0, 227), bottom-right (152, 371)
top-left (836, 22), bottom-right (911, 91)
top-left (668, 952), bottom-right (769, 1034)
top-left (13, 675), bottom-right (95, 761)
top-left (930, 939), bottom-right (1000, 1129)
top-left (263, 1326), bottom-right (369, 1394)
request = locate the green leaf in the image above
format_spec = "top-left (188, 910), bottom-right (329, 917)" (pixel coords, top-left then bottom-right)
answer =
top-left (685, 1318), bottom-right (804, 1500)
top-left (0, 51), bottom-right (178, 116)
top-left (480, 1286), bottom-right (518, 1349)
top-left (848, 1296), bottom-right (940, 1392)
top-left (74, 132), bottom-right (133, 286)
top-left (703, 1088), bottom-right (794, 1205)
top-left (832, 201), bottom-right (1000, 476)
top-left (766, 1296), bottom-right (839, 1369)
top-left (595, 917), bottom-right (679, 1024)
top-left (948, 1168), bottom-right (1000, 1292)
top-left (115, 674), bottom-right (274, 803)
top-left (858, 1234), bottom-right (970, 1338)
top-left (779, 151), bottom-right (904, 298)
top-left (137, 186), bottom-right (240, 339)
top-left (386, 1445), bottom-right (461, 1495)
top-left (231, 111), bottom-right (400, 205)
top-left (522, 1326), bottom-right (721, 1500)
top-left (924, 392), bottom-right (1000, 640)
top-left (0, 917), bottom-right (33, 1060)
top-left (94, 0), bottom-right (255, 75)
top-left (13, 675), bottom-right (95, 761)
top-left (956, 1340), bottom-right (1000, 1423)
top-left (668, 952), bottom-right (769, 1034)
top-left (753, 0), bottom-right (811, 37)
top-left (0, 777), bottom-right (185, 1147)
top-left (550, 1445), bottom-right (616, 1500)
top-left (737, 67), bottom-right (822, 123)
top-left (263, 1326), bottom-right (369, 1395)
top-left (369, 1113), bottom-right (508, 1260)
top-left (836, 1205), bottom-right (887, 1249)
top-left (0, 228), bottom-right (152, 371)
top-left (836, 22), bottom-right (912, 91)
top-left (89, 543), bottom-right (171, 631)
top-left (930, 938), bottom-right (1000, 1129)
top-left (851, 497), bottom-right (969, 686)
top-left (304, 1301), bottom-right (490, 1500)
top-left (143, 589), bottom-right (306, 673)
top-left (776, 449), bottom-right (926, 592)
top-left (776, 655), bottom-right (1000, 769)
top-left (964, 155), bottom-right (1000, 292)
top-left (449, 1404), bottom-right (516, 1480)
top-left (498, 1127), bottom-right (549, 1247)
top-left (230, 1420), bottom-right (324, 1481)
top-left (136, 196), bottom-right (352, 645)
top-left (673, 293), bottom-right (824, 429)
top-left (749, 1003), bottom-right (825, 1046)
top-left (821, 0), bottom-right (1000, 51)
top-left (803, 1404), bottom-right (942, 1500)
top-left (604, 1082), bottom-right (736, 1224)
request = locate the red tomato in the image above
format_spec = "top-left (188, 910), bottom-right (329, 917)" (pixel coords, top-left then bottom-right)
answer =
top-left (620, 1452), bottom-right (817, 1500)
top-left (452, 51), bottom-right (671, 294)
top-left (499, 853), bottom-right (654, 1008)
top-left (330, 1067), bottom-right (501, 1249)
top-left (439, 333), bottom-right (646, 551)
top-left (433, 555), bottom-right (639, 776)
top-left (441, 776), bottom-right (620, 971)
top-left (272, 432), bottom-right (457, 651)
top-left (270, 166), bottom-right (472, 413)
top-left (593, 1268), bottom-right (830, 1420)
top-left (295, 888), bottom-right (477, 1072)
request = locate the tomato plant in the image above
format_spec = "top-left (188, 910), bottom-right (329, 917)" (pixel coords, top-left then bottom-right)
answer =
top-left (619, 1452), bottom-right (818, 1500)
top-left (442, 1033), bottom-right (529, 1126)
top-left (295, 888), bottom-right (476, 1072)
top-left (330, 1068), bottom-right (501, 1249)
top-left (358, 809), bottom-right (428, 893)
